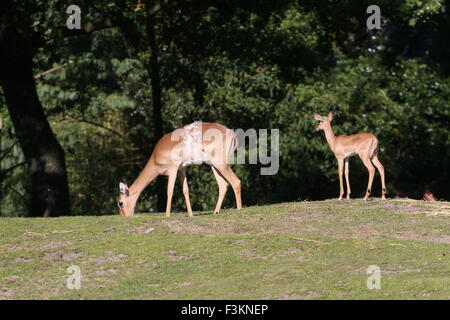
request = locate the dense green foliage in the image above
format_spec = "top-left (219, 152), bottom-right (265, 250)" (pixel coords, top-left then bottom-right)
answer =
top-left (1, 0), bottom-right (449, 216)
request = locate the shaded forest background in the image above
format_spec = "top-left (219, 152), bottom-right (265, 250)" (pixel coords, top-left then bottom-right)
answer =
top-left (0, 0), bottom-right (449, 217)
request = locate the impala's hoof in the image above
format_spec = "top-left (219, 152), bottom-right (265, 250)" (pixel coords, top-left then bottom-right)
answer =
top-left (338, 197), bottom-right (343, 201)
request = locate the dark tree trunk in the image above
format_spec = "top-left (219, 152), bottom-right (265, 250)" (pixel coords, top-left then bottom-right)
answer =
top-left (146, 15), bottom-right (165, 212)
top-left (0, 30), bottom-right (71, 217)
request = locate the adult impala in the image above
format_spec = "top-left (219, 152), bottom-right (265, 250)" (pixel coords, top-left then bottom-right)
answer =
top-left (313, 112), bottom-right (386, 201)
top-left (117, 121), bottom-right (242, 217)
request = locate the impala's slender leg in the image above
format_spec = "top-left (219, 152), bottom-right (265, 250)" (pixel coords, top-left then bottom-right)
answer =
top-left (344, 158), bottom-right (351, 200)
top-left (227, 168), bottom-right (242, 210)
top-left (211, 166), bottom-right (229, 214)
top-left (177, 167), bottom-right (193, 216)
top-left (371, 154), bottom-right (386, 200)
top-left (360, 155), bottom-right (376, 201)
top-left (212, 163), bottom-right (242, 210)
top-left (165, 168), bottom-right (178, 217)
top-left (337, 157), bottom-right (345, 200)
top-left (228, 169), bottom-right (242, 209)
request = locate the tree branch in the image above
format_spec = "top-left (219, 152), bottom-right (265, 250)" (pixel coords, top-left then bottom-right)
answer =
top-left (5, 184), bottom-right (26, 199)
top-left (0, 141), bottom-right (18, 161)
top-left (53, 17), bottom-right (119, 39)
top-left (0, 161), bottom-right (26, 181)
top-left (65, 115), bottom-right (125, 138)
top-left (34, 60), bottom-right (74, 79)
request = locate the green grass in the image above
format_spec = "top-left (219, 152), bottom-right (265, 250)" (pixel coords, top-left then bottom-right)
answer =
top-left (1, 199), bottom-right (450, 299)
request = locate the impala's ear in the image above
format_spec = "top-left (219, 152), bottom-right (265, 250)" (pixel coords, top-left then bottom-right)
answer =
top-left (327, 111), bottom-right (334, 121)
top-left (313, 113), bottom-right (322, 121)
top-left (119, 182), bottom-right (129, 195)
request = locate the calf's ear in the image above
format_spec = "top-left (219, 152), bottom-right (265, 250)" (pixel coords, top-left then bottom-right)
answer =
top-left (119, 182), bottom-right (129, 195)
top-left (327, 111), bottom-right (334, 121)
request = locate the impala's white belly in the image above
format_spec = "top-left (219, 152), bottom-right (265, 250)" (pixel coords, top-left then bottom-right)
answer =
top-left (344, 151), bottom-right (357, 159)
top-left (181, 121), bottom-right (211, 167)
top-left (182, 154), bottom-right (211, 167)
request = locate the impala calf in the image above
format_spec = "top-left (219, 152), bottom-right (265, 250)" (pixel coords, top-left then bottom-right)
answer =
top-left (117, 122), bottom-right (242, 217)
top-left (313, 112), bottom-right (386, 201)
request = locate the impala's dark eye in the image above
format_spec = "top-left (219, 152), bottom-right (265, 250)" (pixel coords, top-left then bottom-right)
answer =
top-left (118, 201), bottom-right (124, 208)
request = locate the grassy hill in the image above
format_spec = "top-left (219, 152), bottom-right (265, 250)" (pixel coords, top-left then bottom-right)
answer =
top-left (1, 199), bottom-right (450, 299)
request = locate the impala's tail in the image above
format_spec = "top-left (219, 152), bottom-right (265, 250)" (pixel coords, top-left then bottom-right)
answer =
top-left (227, 130), bottom-right (238, 164)
top-left (370, 137), bottom-right (379, 160)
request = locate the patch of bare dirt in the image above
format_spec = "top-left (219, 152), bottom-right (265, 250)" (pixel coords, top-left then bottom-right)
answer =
top-left (0, 288), bottom-right (13, 298)
top-left (0, 241), bottom-right (72, 252)
top-left (236, 249), bottom-right (270, 260)
top-left (306, 231), bottom-right (450, 245)
top-left (179, 282), bottom-right (192, 286)
top-left (380, 199), bottom-right (450, 216)
top-left (13, 256), bottom-right (34, 263)
top-left (389, 234), bottom-right (450, 244)
top-left (379, 203), bottom-right (419, 214)
top-left (281, 247), bottom-right (303, 255)
top-left (157, 220), bottom-right (210, 234)
top-left (382, 268), bottom-right (422, 275)
top-left (166, 250), bottom-right (197, 261)
top-left (154, 219), bottom-right (244, 235)
top-left (40, 241), bottom-right (73, 250)
top-left (0, 244), bottom-right (31, 252)
top-left (262, 273), bottom-right (275, 277)
top-left (3, 275), bottom-right (21, 286)
top-left (103, 227), bottom-right (116, 233)
top-left (87, 251), bottom-right (128, 265)
top-left (95, 268), bottom-right (118, 275)
top-left (130, 225), bottom-right (155, 234)
top-left (44, 250), bottom-right (84, 261)
top-left (281, 291), bottom-right (324, 300)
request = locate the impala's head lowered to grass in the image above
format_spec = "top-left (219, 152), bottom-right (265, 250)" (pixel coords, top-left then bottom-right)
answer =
top-left (118, 178), bottom-right (134, 216)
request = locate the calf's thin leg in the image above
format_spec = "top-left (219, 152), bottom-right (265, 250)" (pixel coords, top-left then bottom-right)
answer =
top-left (371, 154), bottom-right (386, 200)
top-left (337, 158), bottom-right (344, 200)
top-left (211, 166), bottom-right (229, 214)
top-left (360, 156), bottom-right (376, 201)
top-left (344, 158), bottom-right (351, 200)
top-left (177, 168), bottom-right (193, 216)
